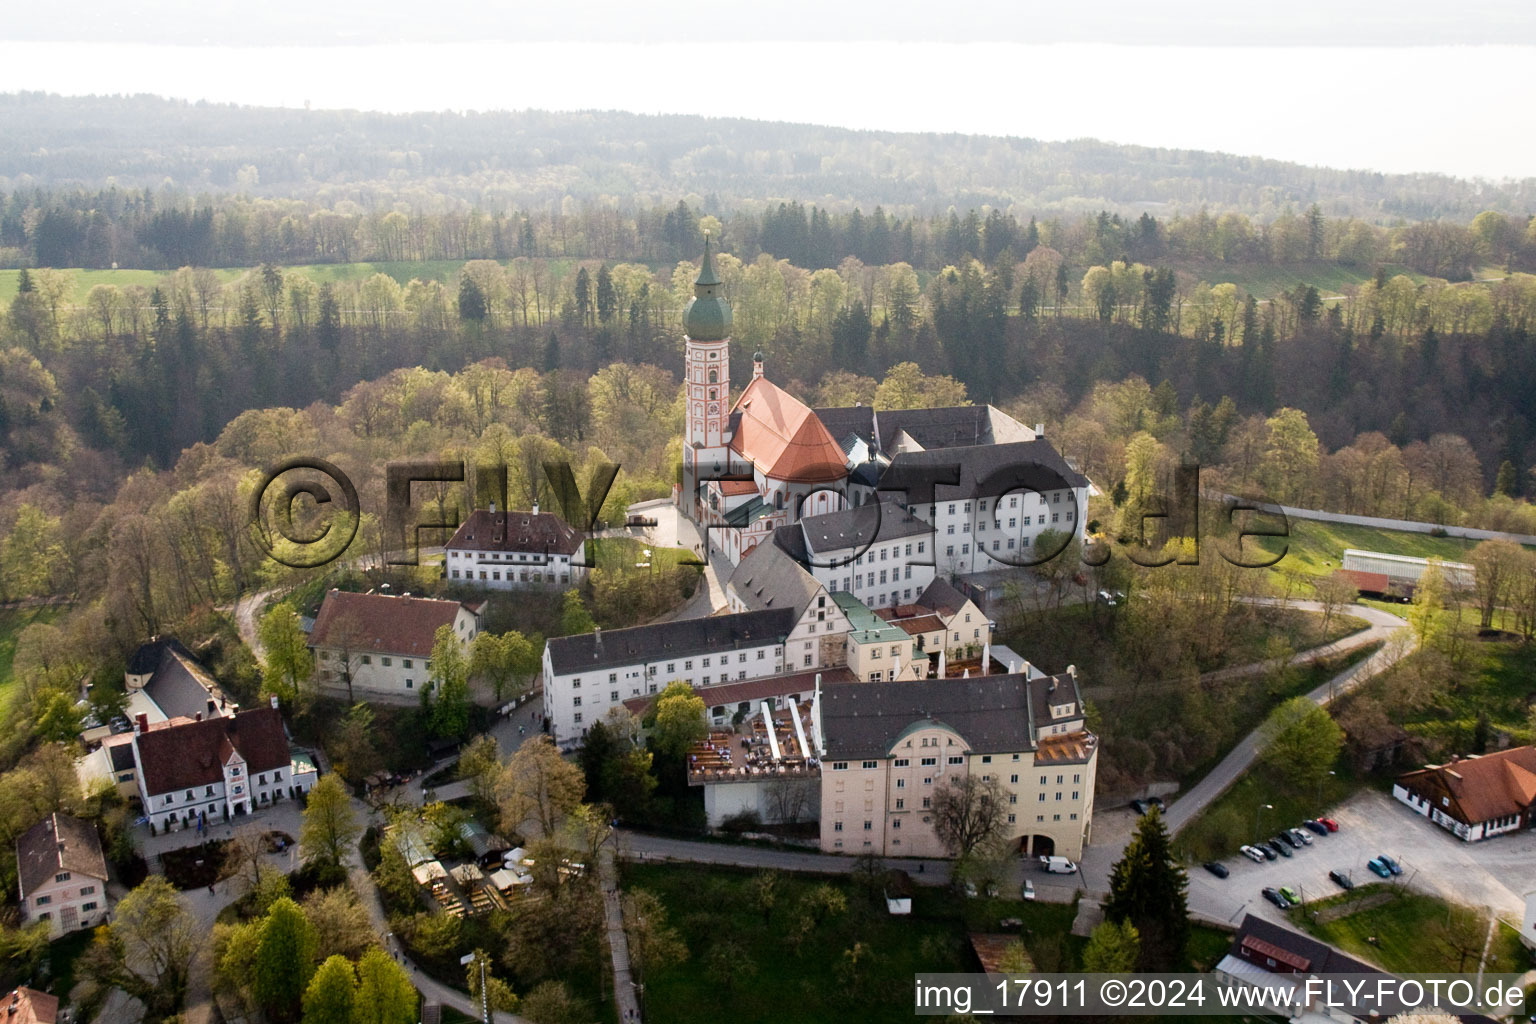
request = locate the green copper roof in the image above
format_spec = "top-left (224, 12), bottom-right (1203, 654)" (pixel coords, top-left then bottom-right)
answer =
top-left (683, 235), bottom-right (732, 341)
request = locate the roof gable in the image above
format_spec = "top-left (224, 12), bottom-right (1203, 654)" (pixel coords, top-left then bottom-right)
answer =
top-left (15, 814), bottom-right (107, 897)
top-left (135, 707), bottom-right (291, 796)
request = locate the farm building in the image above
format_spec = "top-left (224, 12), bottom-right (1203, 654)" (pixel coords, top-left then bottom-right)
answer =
top-left (1341, 549), bottom-right (1474, 591)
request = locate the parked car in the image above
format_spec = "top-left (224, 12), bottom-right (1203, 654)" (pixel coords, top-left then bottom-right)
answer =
top-left (1261, 887), bottom-right (1290, 908)
top-left (1377, 854), bottom-right (1402, 876)
top-left (1303, 820), bottom-right (1329, 836)
top-left (1239, 845), bottom-right (1266, 864)
top-left (1022, 879), bottom-right (1036, 900)
top-left (1257, 843), bottom-right (1279, 861)
top-left (1129, 799), bottom-right (1148, 815)
top-left (1098, 589), bottom-right (1120, 606)
top-left (1289, 827), bottom-right (1313, 846)
top-left (1329, 869), bottom-right (1355, 890)
top-left (1319, 817), bottom-right (1340, 832)
top-left (1366, 857), bottom-right (1392, 878)
top-left (1278, 886), bottom-right (1300, 905)
top-left (1269, 837), bottom-right (1293, 857)
top-left (1274, 831), bottom-right (1299, 849)
top-left (1204, 861), bottom-right (1230, 879)
top-left (1147, 796), bottom-right (1165, 811)
top-left (1040, 856), bottom-right (1077, 874)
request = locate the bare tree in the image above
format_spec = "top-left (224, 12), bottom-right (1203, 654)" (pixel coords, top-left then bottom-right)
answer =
top-left (930, 775), bottom-right (1007, 860)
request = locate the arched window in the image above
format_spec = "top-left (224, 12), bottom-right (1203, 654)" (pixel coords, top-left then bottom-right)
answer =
top-left (708, 369), bottom-right (717, 383)
top-left (775, 491), bottom-right (785, 510)
top-left (709, 388), bottom-right (717, 400)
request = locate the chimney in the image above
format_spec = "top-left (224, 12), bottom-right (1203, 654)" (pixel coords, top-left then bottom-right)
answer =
top-left (207, 698), bottom-right (217, 717)
top-left (490, 501), bottom-right (497, 514)
top-left (195, 712), bottom-right (202, 722)
top-left (270, 694), bottom-right (280, 710)
top-left (134, 713), bottom-right (148, 735)
top-left (1035, 422), bottom-right (1045, 437)
top-left (532, 500), bottom-right (540, 515)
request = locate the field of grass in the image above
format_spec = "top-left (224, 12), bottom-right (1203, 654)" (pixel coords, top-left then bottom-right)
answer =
top-left (1198, 262), bottom-right (1432, 300)
top-left (0, 604), bottom-right (67, 721)
top-left (1294, 884), bottom-right (1530, 975)
top-left (0, 256), bottom-right (615, 306)
top-left (1257, 517), bottom-right (1490, 580)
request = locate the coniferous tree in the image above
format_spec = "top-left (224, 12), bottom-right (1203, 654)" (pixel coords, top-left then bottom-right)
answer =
top-left (1104, 809), bottom-right (1187, 970)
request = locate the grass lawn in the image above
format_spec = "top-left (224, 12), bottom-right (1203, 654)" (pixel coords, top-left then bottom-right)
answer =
top-left (620, 862), bottom-right (1235, 1023)
top-left (587, 536), bottom-right (698, 574)
top-left (1293, 884), bottom-right (1532, 975)
top-left (1173, 759), bottom-right (1364, 864)
top-left (1256, 518), bottom-right (1496, 580)
top-left (1197, 262), bottom-right (1432, 300)
top-left (0, 604), bottom-right (68, 723)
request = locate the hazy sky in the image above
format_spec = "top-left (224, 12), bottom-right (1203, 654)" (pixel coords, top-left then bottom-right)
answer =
top-left (2, 2), bottom-right (1534, 180)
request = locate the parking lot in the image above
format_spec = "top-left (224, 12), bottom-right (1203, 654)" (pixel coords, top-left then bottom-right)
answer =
top-left (1186, 787), bottom-right (1536, 929)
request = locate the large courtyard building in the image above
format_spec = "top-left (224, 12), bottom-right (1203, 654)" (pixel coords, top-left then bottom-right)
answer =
top-left (816, 670), bottom-right (1096, 860)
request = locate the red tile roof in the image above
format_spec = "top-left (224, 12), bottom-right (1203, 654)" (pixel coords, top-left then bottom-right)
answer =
top-left (308, 591), bottom-right (475, 657)
top-left (728, 378), bottom-right (847, 484)
top-left (719, 479), bottom-right (758, 497)
top-left (1, 988), bottom-right (57, 1024)
top-left (134, 707), bottom-right (292, 797)
top-left (1399, 746), bottom-right (1536, 825)
top-left (446, 509), bottom-right (583, 556)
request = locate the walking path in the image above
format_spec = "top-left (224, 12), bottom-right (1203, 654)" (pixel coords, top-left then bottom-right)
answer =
top-left (351, 863), bottom-right (528, 1024)
top-left (599, 843), bottom-right (642, 1023)
top-left (1159, 602), bottom-right (1411, 835)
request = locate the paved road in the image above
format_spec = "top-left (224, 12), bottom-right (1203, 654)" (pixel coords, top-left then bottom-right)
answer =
top-left (1159, 601), bottom-right (1411, 836)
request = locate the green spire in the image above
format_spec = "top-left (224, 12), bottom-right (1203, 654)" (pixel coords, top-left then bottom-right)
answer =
top-left (696, 233), bottom-right (721, 287)
top-left (683, 233), bottom-right (732, 341)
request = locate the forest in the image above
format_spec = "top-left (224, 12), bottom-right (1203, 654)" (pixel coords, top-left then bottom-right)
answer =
top-left (3, 93), bottom-right (1535, 223)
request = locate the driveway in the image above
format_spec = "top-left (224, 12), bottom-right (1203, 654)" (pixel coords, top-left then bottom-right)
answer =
top-left (1183, 788), bottom-right (1536, 932)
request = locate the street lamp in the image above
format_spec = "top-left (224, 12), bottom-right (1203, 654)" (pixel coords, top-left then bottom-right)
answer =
top-left (1316, 769), bottom-right (1336, 806)
top-left (1255, 803), bottom-right (1273, 842)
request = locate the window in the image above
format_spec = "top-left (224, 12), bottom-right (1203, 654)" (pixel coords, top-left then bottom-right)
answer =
top-left (920, 757), bottom-right (936, 766)
top-left (361, 655), bottom-right (372, 665)
top-left (834, 821), bottom-right (843, 832)
top-left (54, 871), bottom-right (71, 883)
top-left (80, 884), bottom-right (96, 896)
top-left (947, 755), bottom-right (964, 765)
top-left (35, 895), bottom-right (51, 906)
top-left (703, 657), bottom-right (711, 668)
top-left (891, 818), bottom-right (902, 829)
top-left (667, 663), bottom-right (676, 673)
top-left (1007, 814), bottom-right (1016, 824)
top-left (82, 901), bottom-right (98, 911)
top-left (573, 678), bottom-right (582, 689)
top-left (611, 691), bottom-right (619, 702)
top-left (1009, 794), bottom-right (1017, 804)
top-left (982, 755), bottom-right (992, 764)
top-left (406, 679), bottom-right (414, 689)
top-left (896, 778), bottom-right (906, 789)
top-left (573, 713), bottom-right (583, 724)
top-left (573, 697), bottom-right (582, 707)
top-left (893, 758), bottom-right (909, 767)
top-left (832, 762), bottom-right (848, 771)
top-left (922, 796), bottom-right (931, 808)
top-left (861, 760), bottom-right (878, 769)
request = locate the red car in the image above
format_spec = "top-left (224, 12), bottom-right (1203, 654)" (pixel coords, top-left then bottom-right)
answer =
top-left (1318, 817), bottom-right (1340, 832)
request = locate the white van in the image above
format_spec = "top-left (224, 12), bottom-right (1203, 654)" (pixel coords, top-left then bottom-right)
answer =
top-left (1039, 855), bottom-right (1077, 874)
